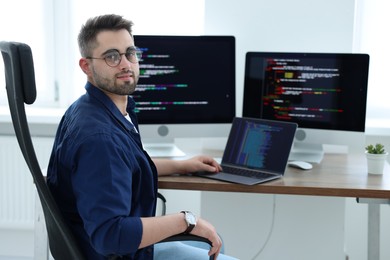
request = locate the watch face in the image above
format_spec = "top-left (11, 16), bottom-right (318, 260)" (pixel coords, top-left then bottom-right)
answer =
top-left (186, 212), bottom-right (196, 224)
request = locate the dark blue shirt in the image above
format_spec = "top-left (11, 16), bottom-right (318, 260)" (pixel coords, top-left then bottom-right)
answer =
top-left (47, 82), bottom-right (158, 259)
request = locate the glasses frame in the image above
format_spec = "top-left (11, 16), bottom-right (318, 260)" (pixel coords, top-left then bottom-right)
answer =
top-left (86, 47), bottom-right (142, 67)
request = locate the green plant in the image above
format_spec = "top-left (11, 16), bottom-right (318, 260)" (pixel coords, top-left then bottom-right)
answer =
top-left (365, 143), bottom-right (386, 154)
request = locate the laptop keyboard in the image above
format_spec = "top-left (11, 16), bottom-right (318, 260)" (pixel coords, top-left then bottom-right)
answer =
top-left (223, 165), bottom-right (272, 179)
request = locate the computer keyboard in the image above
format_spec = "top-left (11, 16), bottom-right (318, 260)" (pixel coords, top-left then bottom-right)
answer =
top-left (222, 165), bottom-right (272, 179)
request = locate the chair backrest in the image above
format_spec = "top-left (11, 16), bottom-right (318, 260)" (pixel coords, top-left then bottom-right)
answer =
top-left (0, 41), bottom-right (86, 260)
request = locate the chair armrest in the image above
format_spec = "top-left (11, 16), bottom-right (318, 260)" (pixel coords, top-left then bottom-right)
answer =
top-left (160, 233), bottom-right (212, 245)
top-left (159, 234), bottom-right (215, 260)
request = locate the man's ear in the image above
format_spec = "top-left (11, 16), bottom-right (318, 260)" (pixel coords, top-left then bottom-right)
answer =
top-left (79, 58), bottom-right (91, 76)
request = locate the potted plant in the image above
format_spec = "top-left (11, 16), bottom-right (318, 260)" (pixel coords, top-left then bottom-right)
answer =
top-left (365, 143), bottom-right (388, 175)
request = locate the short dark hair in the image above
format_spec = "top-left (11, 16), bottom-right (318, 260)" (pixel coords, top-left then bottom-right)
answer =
top-left (77, 14), bottom-right (134, 57)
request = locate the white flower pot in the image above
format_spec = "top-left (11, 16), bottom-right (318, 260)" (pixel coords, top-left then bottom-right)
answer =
top-left (366, 151), bottom-right (389, 175)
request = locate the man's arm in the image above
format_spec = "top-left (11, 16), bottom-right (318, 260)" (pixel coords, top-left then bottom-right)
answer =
top-left (140, 212), bottom-right (222, 257)
top-left (152, 155), bottom-right (222, 176)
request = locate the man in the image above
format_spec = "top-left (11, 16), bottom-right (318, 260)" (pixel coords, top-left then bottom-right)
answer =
top-left (47, 14), bottom-right (236, 259)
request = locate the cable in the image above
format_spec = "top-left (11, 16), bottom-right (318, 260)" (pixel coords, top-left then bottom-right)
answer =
top-left (251, 194), bottom-right (277, 260)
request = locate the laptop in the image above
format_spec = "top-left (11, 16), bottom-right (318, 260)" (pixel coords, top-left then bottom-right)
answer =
top-left (197, 117), bottom-right (297, 185)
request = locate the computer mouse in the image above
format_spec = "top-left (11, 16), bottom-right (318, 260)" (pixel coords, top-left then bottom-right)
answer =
top-left (288, 161), bottom-right (313, 170)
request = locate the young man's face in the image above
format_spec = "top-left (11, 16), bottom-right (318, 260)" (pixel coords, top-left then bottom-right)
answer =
top-left (86, 29), bottom-right (140, 96)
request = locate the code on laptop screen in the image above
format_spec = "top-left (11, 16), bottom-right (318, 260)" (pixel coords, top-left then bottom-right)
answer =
top-left (222, 118), bottom-right (297, 173)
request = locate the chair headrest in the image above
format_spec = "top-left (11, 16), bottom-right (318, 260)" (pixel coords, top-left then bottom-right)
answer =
top-left (0, 41), bottom-right (37, 104)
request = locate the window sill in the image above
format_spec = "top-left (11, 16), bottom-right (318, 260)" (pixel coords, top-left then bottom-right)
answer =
top-left (0, 106), bottom-right (64, 137)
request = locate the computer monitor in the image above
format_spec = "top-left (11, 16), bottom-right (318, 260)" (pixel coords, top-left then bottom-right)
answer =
top-left (243, 52), bottom-right (369, 162)
top-left (132, 35), bottom-right (236, 157)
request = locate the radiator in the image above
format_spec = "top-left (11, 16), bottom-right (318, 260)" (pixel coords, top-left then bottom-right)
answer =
top-left (0, 136), bottom-right (53, 230)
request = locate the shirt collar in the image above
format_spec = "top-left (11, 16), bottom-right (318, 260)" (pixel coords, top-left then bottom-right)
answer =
top-left (84, 81), bottom-right (138, 133)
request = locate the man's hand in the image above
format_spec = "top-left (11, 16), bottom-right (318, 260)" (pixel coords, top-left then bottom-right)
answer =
top-left (179, 155), bottom-right (222, 174)
top-left (190, 217), bottom-right (222, 258)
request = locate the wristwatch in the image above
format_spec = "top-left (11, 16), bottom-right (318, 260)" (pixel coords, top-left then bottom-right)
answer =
top-left (181, 210), bottom-right (197, 234)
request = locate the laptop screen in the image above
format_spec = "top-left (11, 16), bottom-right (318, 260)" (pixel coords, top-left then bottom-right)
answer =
top-left (222, 117), bottom-right (297, 174)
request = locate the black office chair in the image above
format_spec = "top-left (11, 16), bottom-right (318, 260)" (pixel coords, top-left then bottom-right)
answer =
top-left (0, 41), bottom-right (214, 260)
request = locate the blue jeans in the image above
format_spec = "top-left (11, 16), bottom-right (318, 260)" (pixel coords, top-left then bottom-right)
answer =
top-left (154, 241), bottom-right (239, 260)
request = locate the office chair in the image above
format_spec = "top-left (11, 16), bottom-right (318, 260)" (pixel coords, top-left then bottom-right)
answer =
top-left (0, 41), bottom-right (214, 260)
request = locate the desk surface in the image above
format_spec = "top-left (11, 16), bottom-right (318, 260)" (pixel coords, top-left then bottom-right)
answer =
top-left (158, 154), bottom-right (390, 198)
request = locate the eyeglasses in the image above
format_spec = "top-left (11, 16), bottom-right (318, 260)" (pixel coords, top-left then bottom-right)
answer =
top-left (86, 47), bottom-right (142, 67)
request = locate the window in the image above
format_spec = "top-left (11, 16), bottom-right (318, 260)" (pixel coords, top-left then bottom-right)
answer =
top-left (0, 0), bottom-right (204, 108)
top-left (0, 0), bottom-right (55, 107)
top-left (354, 0), bottom-right (390, 132)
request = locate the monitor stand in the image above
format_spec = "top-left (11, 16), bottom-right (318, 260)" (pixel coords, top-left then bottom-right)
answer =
top-left (288, 142), bottom-right (324, 163)
top-left (143, 143), bottom-right (186, 158)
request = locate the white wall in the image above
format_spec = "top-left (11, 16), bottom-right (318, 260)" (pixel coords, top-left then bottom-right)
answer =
top-left (203, 193), bottom-right (347, 260)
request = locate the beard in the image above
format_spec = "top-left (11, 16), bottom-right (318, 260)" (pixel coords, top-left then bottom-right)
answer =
top-left (91, 67), bottom-right (138, 95)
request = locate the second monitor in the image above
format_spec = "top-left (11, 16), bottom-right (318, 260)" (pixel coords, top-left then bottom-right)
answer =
top-left (243, 52), bottom-right (370, 162)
